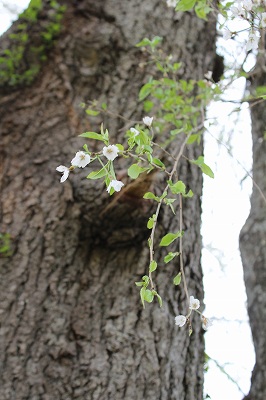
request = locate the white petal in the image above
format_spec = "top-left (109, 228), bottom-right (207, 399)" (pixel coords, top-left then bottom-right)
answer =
top-left (56, 165), bottom-right (67, 172)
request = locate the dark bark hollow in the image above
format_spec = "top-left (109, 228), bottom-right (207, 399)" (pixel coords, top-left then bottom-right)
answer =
top-left (240, 61), bottom-right (266, 400)
top-left (0, 1), bottom-right (216, 399)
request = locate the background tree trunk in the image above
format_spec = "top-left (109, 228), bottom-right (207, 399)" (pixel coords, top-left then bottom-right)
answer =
top-left (240, 56), bottom-right (266, 400)
top-left (0, 1), bottom-right (216, 399)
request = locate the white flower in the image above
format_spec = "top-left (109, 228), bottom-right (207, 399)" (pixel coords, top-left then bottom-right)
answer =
top-left (223, 29), bottom-right (232, 41)
top-left (243, 0), bottom-right (253, 11)
top-left (102, 145), bottom-right (119, 161)
top-left (56, 165), bottom-right (69, 183)
top-left (261, 12), bottom-right (266, 28)
top-left (201, 316), bottom-right (213, 331)
top-left (246, 33), bottom-right (260, 51)
top-left (71, 151), bottom-right (91, 168)
top-left (175, 315), bottom-right (187, 327)
top-left (130, 127), bottom-right (139, 137)
top-left (107, 179), bottom-right (124, 193)
top-left (143, 116), bottom-right (153, 127)
top-left (231, 4), bottom-right (242, 17)
top-left (189, 295), bottom-right (200, 310)
top-left (166, 0), bottom-right (176, 7)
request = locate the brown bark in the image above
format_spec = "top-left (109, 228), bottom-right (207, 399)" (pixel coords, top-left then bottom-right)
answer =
top-left (0, 1), bottom-right (216, 399)
top-left (240, 55), bottom-right (266, 400)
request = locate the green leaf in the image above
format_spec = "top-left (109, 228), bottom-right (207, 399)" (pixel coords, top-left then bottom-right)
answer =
top-left (85, 109), bottom-right (100, 116)
top-left (143, 192), bottom-right (160, 202)
top-left (128, 164), bottom-right (145, 179)
top-left (115, 143), bottom-right (124, 152)
top-left (140, 287), bottom-right (146, 308)
top-left (135, 38), bottom-right (152, 47)
top-left (169, 180), bottom-right (186, 195)
top-left (144, 289), bottom-right (154, 303)
top-left (139, 82), bottom-right (153, 101)
top-left (142, 275), bottom-right (149, 286)
top-left (87, 168), bottom-right (107, 180)
top-left (187, 134), bottom-right (200, 144)
top-left (190, 156), bottom-right (214, 178)
top-left (135, 281), bottom-right (144, 287)
top-left (159, 232), bottom-right (183, 247)
top-left (144, 100), bottom-right (154, 112)
top-left (147, 214), bottom-right (156, 229)
top-left (79, 132), bottom-right (105, 141)
top-left (176, 0), bottom-right (196, 12)
top-left (154, 292), bottom-right (163, 307)
top-left (173, 272), bottom-right (182, 285)
top-left (195, 3), bottom-right (212, 19)
top-left (164, 251), bottom-right (179, 263)
top-left (101, 102), bottom-right (107, 110)
top-left (152, 158), bottom-right (165, 168)
top-left (149, 260), bottom-right (157, 273)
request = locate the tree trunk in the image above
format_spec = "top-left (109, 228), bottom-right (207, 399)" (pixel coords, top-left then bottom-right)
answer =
top-left (0, 1), bottom-right (216, 399)
top-left (240, 56), bottom-right (266, 400)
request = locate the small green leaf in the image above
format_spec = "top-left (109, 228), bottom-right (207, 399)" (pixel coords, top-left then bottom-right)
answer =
top-left (164, 252), bottom-right (179, 263)
top-left (169, 180), bottom-right (186, 195)
top-left (149, 260), bottom-right (157, 273)
top-left (144, 289), bottom-right (154, 303)
top-left (190, 156), bottom-right (214, 178)
top-left (144, 100), bottom-right (154, 112)
top-left (101, 102), bottom-right (107, 110)
top-left (200, 163), bottom-right (214, 178)
top-left (187, 134), bottom-right (200, 144)
top-left (115, 143), bottom-right (124, 152)
top-left (85, 109), bottom-right (100, 116)
top-left (173, 272), bottom-right (182, 285)
top-left (152, 158), bottom-right (165, 168)
top-left (159, 232), bottom-right (183, 247)
top-left (79, 132), bottom-right (105, 141)
top-left (87, 168), bottom-right (107, 180)
top-left (143, 192), bottom-right (160, 202)
top-left (139, 82), bottom-right (153, 101)
top-left (128, 164), bottom-right (144, 179)
top-left (176, 0), bottom-right (196, 12)
top-left (142, 275), bottom-right (149, 286)
top-left (154, 292), bottom-right (163, 307)
top-left (135, 37), bottom-right (152, 47)
top-left (140, 287), bottom-right (146, 308)
top-left (147, 214), bottom-right (156, 229)
top-left (135, 281), bottom-right (144, 287)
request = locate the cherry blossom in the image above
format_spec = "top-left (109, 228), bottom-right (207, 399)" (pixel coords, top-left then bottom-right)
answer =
top-left (56, 165), bottom-right (69, 183)
top-left (143, 116), bottom-right (153, 127)
top-left (102, 145), bottom-right (119, 161)
top-left (189, 295), bottom-right (200, 310)
top-left (175, 315), bottom-right (187, 327)
top-left (71, 151), bottom-right (91, 168)
top-left (107, 179), bottom-right (124, 193)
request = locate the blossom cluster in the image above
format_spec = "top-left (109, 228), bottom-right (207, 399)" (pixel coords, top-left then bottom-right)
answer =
top-left (56, 116), bottom-right (153, 192)
top-left (175, 295), bottom-right (213, 331)
top-left (223, 0), bottom-right (266, 51)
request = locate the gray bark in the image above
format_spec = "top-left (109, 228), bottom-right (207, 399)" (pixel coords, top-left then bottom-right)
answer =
top-left (0, 1), bottom-right (216, 399)
top-left (240, 54), bottom-right (266, 399)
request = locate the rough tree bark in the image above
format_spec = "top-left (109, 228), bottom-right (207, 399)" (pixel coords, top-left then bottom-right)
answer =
top-left (240, 54), bottom-right (266, 400)
top-left (0, 1), bottom-right (216, 399)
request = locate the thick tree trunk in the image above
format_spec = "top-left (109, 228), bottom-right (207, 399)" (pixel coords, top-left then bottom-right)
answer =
top-left (0, 1), bottom-right (216, 399)
top-left (240, 58), bottom-right (266, 400)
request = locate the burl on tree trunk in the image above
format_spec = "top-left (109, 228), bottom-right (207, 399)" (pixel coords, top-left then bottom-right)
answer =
top-left (0, 1), bottom-right (216, 399)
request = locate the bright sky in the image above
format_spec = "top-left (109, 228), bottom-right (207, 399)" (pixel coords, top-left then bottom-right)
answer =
top-left (0, 2), bottom-right (255, 399)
